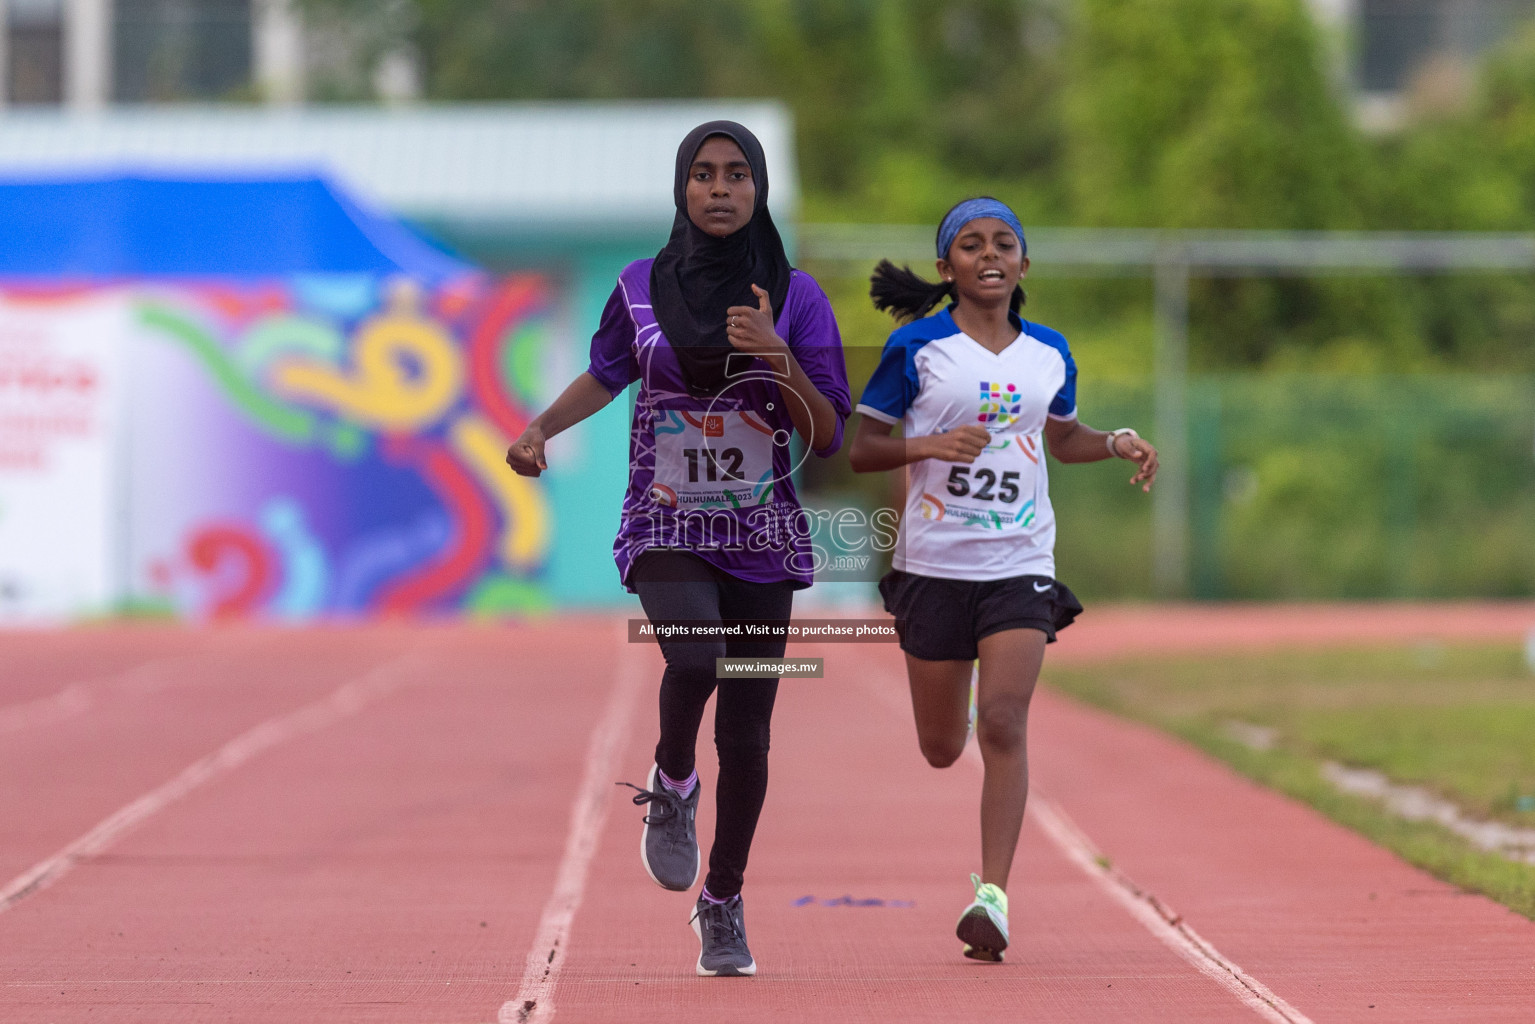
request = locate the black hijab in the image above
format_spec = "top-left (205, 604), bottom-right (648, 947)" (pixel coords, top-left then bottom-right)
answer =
top-left (650, 121), bottom-right (792, 396)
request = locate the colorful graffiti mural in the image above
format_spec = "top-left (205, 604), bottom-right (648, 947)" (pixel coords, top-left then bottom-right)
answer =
top-left (132, 273), bottom-right (555, 620)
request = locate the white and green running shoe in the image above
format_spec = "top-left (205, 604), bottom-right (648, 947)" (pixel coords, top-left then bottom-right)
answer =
top-left (956, 873), bottom-right (1009, 962)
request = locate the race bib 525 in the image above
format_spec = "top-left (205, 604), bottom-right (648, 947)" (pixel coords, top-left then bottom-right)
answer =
top-left (917, 433), bottom-right (1042, 530)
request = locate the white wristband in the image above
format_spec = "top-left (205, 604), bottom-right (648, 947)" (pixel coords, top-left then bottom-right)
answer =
top-left (1106, 427), bottom-right (1139, 457)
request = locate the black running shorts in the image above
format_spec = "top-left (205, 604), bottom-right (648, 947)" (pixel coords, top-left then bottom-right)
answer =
top-left (877, 568), bottom-right (1083, 662)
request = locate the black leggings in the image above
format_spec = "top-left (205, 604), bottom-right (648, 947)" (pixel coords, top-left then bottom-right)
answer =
top-left (631, 550), bottom-right (794, 900)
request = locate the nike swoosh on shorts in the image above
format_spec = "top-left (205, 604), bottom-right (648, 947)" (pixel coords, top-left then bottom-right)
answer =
top-left (1033, 582), bottom-right (1053, 593)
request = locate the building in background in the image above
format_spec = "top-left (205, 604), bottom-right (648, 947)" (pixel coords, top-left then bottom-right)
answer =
top-left (1310, 0), bottom-right (1534, 127)
top-left (5, 1), bottom-right (1534, 121)
top-left (1355, 0), bottom-right (1531, 92)
top-left (1, 0), bottom-right (315, 109)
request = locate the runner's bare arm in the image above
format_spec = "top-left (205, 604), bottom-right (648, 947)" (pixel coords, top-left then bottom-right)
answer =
top-left (1043, 418), bottom-right (1159, 491)
top-left (847, 415), bottom-right (990, 473)
top-left (726, 284), bottom-right (839, 452)
top-left (505, 372), bottom-right (615, 477)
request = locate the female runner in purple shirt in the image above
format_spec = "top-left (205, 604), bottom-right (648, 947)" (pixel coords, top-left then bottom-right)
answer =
top-left (506, 121), bottom-right (851, 977)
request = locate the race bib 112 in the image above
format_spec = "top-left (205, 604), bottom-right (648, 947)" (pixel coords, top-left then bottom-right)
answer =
top-left (650, 410), bottom-right (779, 509)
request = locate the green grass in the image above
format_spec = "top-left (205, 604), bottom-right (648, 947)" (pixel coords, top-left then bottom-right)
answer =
top-left (1044, 643), bottom-right (1535, 920)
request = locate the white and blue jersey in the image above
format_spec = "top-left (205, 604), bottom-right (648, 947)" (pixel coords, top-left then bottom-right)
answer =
top-left (856, 308), bottom-right (1077, 581)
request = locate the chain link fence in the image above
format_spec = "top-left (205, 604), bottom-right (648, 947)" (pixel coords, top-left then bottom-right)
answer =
top-left (801, 226), bottom-right (1535, 601)
top-left (1053, 374), bottom-right (1535, 600)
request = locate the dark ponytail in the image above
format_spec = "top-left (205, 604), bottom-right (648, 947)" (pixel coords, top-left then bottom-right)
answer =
top-left (870, 260), bottom-right (953, 323)
top-left (870, 259), bottom-right (1027, 324)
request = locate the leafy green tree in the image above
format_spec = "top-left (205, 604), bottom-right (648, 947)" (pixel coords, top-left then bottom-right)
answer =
top-left (1059, 0), bottom-right (1415, 370)
top-left (1061, 0), bottom-right (1364, 229)
top-left (296, 0), bottom-right (1535, 371)
top-left (300, 0), bottom-right (1068, 221)
top-left (1370, 23), bottom-right (1535, 233)
top-left (1473, 21), bottom-right (1535, 224)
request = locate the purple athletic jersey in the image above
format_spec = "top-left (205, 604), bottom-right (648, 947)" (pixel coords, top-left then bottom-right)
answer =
top-left (587, 260), bottom-right (851, 590)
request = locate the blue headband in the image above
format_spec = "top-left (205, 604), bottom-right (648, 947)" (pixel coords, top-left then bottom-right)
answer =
top-left (936, 198), bottom-right (1026, 260)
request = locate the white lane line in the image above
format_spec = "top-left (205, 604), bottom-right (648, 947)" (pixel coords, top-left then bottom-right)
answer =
top-left (0, 650), bottom-right (429, 914)
top-left (0, 655), bottom-right (187, 735)
top-left (1027, 794), bottom-right (1315, 1024)
top-left (859, 669), bottom-right (1311, 1023)
top-left (0, 639), bottom-right (245, 736)
top-left (0, 682), bottom-right (96, 734)
top-left (499, 628), bottom-right (648, 1024)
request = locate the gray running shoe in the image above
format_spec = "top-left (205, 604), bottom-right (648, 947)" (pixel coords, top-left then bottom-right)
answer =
top-left (690, 894), bottom-right (756, 976)
top-left (618, 764), bottom-right (699, 891)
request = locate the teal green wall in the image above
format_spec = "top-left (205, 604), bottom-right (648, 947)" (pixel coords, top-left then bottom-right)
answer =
top-left (543, 244), bottom-right (644, 607)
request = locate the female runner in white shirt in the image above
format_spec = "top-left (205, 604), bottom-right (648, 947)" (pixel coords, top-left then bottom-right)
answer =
top-left (848, 197), bottom-right (1158, 963)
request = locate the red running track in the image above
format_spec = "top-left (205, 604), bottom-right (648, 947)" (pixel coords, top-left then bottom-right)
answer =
top-left (1, 605), bottom-right (1533, 1022)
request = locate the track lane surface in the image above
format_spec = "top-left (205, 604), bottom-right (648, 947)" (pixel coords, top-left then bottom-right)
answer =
top-left (0, 630), bottom-right (422, 883)
top-left (551, 641), bottom-right (1295, 1023)
top-left (0, 627), bottom-right (214, 707)
top-left (2, 623), bottom-right (618, 1022)
top-left (1029, 688), bottom-right (1535, 1023)
top-left (1, 604), bottom-right (1533, 1022)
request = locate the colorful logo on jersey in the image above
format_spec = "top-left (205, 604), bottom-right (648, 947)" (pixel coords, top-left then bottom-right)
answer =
top-left (979, 381), bottom-right (1021, 427)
